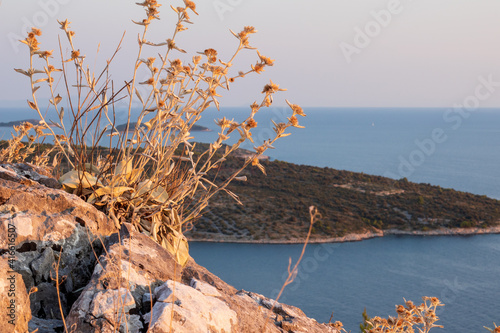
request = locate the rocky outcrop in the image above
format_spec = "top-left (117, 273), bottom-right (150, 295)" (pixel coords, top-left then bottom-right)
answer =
top-left (0, 163), bottom-right (338, 333)
top-left (65, 223), bottom-right (338, 332)
top-left (0, 163), bottom-right (117, 332)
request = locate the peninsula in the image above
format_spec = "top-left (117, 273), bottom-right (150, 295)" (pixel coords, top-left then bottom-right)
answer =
top-left (0, 119), bottom-right (40, 127)
top-left (187, 155), bottom-right (500, 243)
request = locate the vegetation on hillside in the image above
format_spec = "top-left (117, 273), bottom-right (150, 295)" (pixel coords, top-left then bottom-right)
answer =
top-left (187, 150), bottom-right (500, 241)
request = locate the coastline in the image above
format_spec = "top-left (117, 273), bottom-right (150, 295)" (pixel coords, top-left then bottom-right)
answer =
top-left (187, 225), bottom-right (500, 244)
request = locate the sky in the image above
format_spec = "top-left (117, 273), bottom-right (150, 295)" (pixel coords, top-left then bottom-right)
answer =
top-left (1, 0), bottom-right (500, 108)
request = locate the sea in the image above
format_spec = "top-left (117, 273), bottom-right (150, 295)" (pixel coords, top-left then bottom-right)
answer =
top-left (1, 106), bottom-right (499, 331)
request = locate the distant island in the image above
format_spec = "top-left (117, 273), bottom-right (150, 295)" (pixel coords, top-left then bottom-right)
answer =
top-left (0, 119), bottom-right (211, 133)
top-left (187, 151), bottom-right (500, 243)
top-left (110, 122), bottom-right (211, 133)
top-left (0, 119), bottom-right (40, 127)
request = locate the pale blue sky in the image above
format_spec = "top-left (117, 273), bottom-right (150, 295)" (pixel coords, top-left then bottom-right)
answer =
top-left (1, 0), bottom-right (500, 107)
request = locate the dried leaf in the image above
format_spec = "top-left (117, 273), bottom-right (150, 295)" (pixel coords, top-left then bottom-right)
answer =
top-left (135, 180), bottom-right (169, 204)
top-left (127, 168), bottom-right (143, 183)
top-left (95, 186), bottom-right (134, 198)
top-left (84, 163), bottom-right (100, 174)
top-left (59, 107), bottom-right (65, 123)
top-left (14, 68), bottom-right (30, 77)
top-left (135, 88), bottom-right (144, 105)
top-left (27, 100), bottom-right (37, 110)
top-left (115, 159), bottom-right (133, 177)
top-left (34, 78), bottom-right (48, 84)
top-left (162, 227), bottom-right (189, 266)
top-left (59, 170), bottom-right (102, 191)
top-left (132, 20), bottom-right (148, 26)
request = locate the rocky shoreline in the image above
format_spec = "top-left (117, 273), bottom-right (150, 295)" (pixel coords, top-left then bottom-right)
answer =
top-left (188, 225), bottom-right (500, 244)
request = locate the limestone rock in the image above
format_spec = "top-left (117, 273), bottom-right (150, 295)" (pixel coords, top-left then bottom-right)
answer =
top-left (144, 280), bottom-right (238, 333)
top-left (28, 317), bottom-right (64, 333)
top-left (65, 224), bottom-right (183, 332)
top-left (190, 277), bottom-right (222, 297)
top-left (0, 164), bottom-right (117, 245)
top-left (66, 224), bottom-right (339, 332)
top-left (0, 257), bottom-right (31, 333)
top-left (89, 288), bottom-right (136, 324)
top-left (0, 163), bottom-right (61, 189)
top-left (0, 163), bottom-right (118, 331)
top-left (10, 250), bottom-right (39, 291)
top-left (145, 280), bottom-right (237, 332)
top-left (29, 282), bottom-right (67, 320)
top-left (30, 248), bottom-right (56, 284)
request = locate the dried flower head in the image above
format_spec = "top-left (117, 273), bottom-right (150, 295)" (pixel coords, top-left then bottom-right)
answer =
top-left (71, 50), bottom-right (80, 60)
top-left (58, 19), bottom-right (71, 31)
top-left (22, 27), bottom-right (42, 52)
top-left (251, 63), bottom-right (265, 74)
top-left (238, 26), bottom-right (257, 39)
top-left (257, 50), bottom-right (274, 66)
top-left (183, 0), bottom-right (198, 15)
top-left (250, 102), bottom-right (259, 113)
top-left (193, 55), bottom-right (202, 65)
top-left (136, 0), bottom-right (161, 22)
top-left (262, 80), bottom-right (284, 94)
top-left (139, 77), bottom-right (155, 85)
top-left (245, 118), bottom-right (258, 129)
top-left (170, 59), bottom-right (183, 70)
top-left (167, 39), bottom-right (186, 53)
top-left (286, 99), bottom-right (306, 116)
top-left (39, 50), bottom-right (53, 59)
top-left (204, 48), bottom-right (218, 63)
top-left (215, 117), bottom-right (232, 129)
top-left (254, 145), bottom-right (266, 154)
top-left (32, 28), bottom-right (42, 36)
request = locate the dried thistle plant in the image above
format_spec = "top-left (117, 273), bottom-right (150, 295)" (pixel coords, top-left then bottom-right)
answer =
top-left (0, 120), bottom-right (55, 167)
top-left (366, 297), bottom-right (444, 333)
top-left (14, 0), bottom-right (305, 265)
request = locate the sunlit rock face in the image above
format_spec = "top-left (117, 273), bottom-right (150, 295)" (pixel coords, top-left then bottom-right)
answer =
top-left (0, 163), bottom-right (339, 333)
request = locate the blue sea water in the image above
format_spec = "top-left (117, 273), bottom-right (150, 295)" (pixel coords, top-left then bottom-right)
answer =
top-left (190, 234), bottom-right (500, 332)
top-left (191, 106), bottom-right (500, 200)
top-left (1, 106), bottom-right (499, 331)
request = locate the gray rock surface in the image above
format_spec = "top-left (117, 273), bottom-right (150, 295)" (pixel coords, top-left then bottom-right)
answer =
top-left (145, 280), bottom-right (237, 332)
top-left (66, 223), bottom-right (339, 332)
top-left (27, 317), bottom-right (64, 333)
top-left (0, 163), bottom-right (117, 332)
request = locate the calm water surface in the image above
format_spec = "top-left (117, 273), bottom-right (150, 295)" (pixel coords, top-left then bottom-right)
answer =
top-left (191, 234), bottom-right (500, 332)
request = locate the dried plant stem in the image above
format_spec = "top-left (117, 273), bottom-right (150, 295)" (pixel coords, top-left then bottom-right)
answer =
top-left (262, 206), bottom-right (319, 332)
